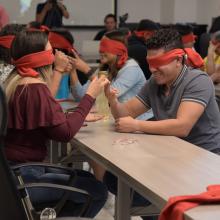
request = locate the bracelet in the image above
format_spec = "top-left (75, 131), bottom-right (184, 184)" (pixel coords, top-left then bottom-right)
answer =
top-left (54, 68), bottom-right (64, 73)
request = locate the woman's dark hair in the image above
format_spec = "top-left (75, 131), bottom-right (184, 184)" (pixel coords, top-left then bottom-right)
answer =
top-left (146, 28), bottom-right (183, 51)
top-left (11, 30), bottom-right (48, 60)
top-left (105, 30), bottom-right (127, 45)
top-left (0, 24), bottom-right (25, 63)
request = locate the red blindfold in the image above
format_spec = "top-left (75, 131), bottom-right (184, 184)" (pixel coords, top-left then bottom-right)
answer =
top-left (48, 32), bottom-right (78, 55)
top-left (12, 50), bottom-right (54, 77)
top-left (0, 35), bottom-right (15, 49)
top-left (147, 48), bottom-right (204, 69)
top-left (134, 30), bottom-right (154, 39)
top-left (182, 33), bottom-right (197, 44)
top-left (99, 37), bottom-right (128, 68)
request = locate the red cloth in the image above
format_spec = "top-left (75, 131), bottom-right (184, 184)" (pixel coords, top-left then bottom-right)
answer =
top-left (184, 48), bottom-right (204, 68)
top-left (0, 35), bottom-right (15, 48)
top-left (134, 30), bottom-right (154, 39)
top-left (48, 32), bottom-right (78, 54)
top-left (182, 33), bottom-right (197, 44)
top-left (99, 37), bottom-right (128, 68)
top-left (159, 185), bottom-right (220, 220)
top-left (147, 48), bottom-right (204, 69)
top-left (28, 25), bottom-right (50, 32)
top-left (12, 50), bottom-right (54, 77)
top-left (6, 83), bottom-right (95, 162)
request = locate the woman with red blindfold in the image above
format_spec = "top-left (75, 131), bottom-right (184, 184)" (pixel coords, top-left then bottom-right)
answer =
top-left (71, 30), bottom-right (150, 115)
top-left (4, 30), bottom-right (109, 218)
top-left (204, 30), bottom-right (220, 84)
top-left (0, 24), bottom-right (24, 84)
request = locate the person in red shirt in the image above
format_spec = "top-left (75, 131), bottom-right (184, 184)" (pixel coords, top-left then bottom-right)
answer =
top-left (4, 29), bottom-right (109, 217)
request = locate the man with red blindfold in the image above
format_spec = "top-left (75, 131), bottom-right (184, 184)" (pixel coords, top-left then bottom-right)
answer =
top-left (175, 23), bottom-right (197, 49)
top-left (204, 30), bottom-right (220, 84)
top-left (128, 19), bottom-right (159, 79)
top-left (104, 28), bottom-right (220, 220)
top-left (0, 24), bottom-right (24, 84)
top-left (106, 28), bottom-right (220, 152)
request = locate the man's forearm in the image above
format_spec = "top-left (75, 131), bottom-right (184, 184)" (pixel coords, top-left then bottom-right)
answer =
top-left (136, 118), bottom-right (190, 137)
top-left (109, 99), bottom-right (130, 119)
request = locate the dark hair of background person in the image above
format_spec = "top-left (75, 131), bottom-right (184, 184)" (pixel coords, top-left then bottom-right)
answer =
top-left (0, 24), bottom-right (25, 63)
top-left (104, 13), bottom-right (117, 23)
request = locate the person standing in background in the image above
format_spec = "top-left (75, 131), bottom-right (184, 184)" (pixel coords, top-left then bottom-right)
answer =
top-left (0, 5), bottom-right (9, 29)
top-left (36, 0), bottom-right (69, 28)
top-left (94, 14), bottom-right (117, 40)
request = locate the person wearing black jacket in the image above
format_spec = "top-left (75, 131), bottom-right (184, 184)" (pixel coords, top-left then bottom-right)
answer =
top-left (128, 19), bottom-right (159, 79)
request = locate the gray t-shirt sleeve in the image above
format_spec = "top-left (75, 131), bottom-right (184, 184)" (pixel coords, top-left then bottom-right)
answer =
top-left (181, 74), bottom-right (214, 107)
top-left (136, 80), bottom-right (151, 108)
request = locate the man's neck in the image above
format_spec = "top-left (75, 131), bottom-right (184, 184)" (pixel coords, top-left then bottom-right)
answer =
top-left (164, 65), bottom-right (184, 95)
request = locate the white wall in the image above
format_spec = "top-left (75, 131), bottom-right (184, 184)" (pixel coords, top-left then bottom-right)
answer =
top-left (117, 0), bottom-right (161, 23)
top-left (174, 0), bottom-right (197, 23)
top-left (3, 0), bottom-right (220, 52)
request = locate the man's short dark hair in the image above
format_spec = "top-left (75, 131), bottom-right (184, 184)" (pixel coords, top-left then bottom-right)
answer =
top-left (104, 14), bottom-right (117, 23)
top-left (174, 23), bottom-right (193, 36)
top-left (137, 19), bottom-right (159, 31)
top-left (146, 28), bottom-right (183, 51)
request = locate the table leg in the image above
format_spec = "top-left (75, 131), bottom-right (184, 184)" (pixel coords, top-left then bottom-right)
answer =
top-left (116, 177), bottom-right (131, 220)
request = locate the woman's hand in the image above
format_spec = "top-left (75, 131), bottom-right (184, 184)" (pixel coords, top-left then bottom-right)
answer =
top-left (86, 76), bottom-right (110, 99)
top-left (54, 50), bottom-right (72, 73)
top-left (69, 51), bottom-right (91, 74)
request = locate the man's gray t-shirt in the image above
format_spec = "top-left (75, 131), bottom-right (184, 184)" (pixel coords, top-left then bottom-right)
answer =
top-left (137, 65), bottom-right (220, 152)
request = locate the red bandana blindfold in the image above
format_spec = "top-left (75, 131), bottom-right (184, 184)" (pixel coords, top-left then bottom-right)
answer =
top-left (0, 35), bottom-right (15, 48)
top-left (134, 30), bottom-right (154, 39)
top-left (147, 48), bottom-right (204, 69)
top-left (48, 32), bottom-right (78, 55)
top-left (182, 33), bottom-right (197, 44)
top-left (12, 50), bottom-right (55, 77)
top-left (99, 37), bottom-right (128, 68)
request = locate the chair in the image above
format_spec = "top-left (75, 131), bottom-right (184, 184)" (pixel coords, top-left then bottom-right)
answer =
top-left (0, 86), bottom-right (90, 220)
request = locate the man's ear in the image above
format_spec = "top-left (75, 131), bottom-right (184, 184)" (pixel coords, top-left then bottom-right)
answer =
top-left (176, 55), bottom-right (185, 66)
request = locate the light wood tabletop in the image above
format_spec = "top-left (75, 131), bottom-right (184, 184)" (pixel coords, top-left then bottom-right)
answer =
top-left (72, 120), bottom-right (220, 220)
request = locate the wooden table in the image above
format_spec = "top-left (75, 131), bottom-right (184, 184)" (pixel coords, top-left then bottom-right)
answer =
top-left (71, 120), bottom-right (220, 220)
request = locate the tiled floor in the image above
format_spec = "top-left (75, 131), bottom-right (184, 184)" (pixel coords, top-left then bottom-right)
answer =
top-left (95, 208), bottom-right (141, 220)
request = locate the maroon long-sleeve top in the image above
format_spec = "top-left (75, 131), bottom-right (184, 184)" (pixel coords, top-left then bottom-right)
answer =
top-left (5, 83), bottom-right (95, 162)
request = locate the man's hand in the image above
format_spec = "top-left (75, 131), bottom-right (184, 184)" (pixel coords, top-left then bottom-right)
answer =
top-left (115, 116), bottom-right (139, 133)
top-left (104, 84), bottom-right (118, 103)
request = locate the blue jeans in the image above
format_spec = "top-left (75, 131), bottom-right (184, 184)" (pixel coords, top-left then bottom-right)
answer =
top-left (104, 171), bottom-right (158, 220)
top-left (18, 166), bottom-right (108, 217)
